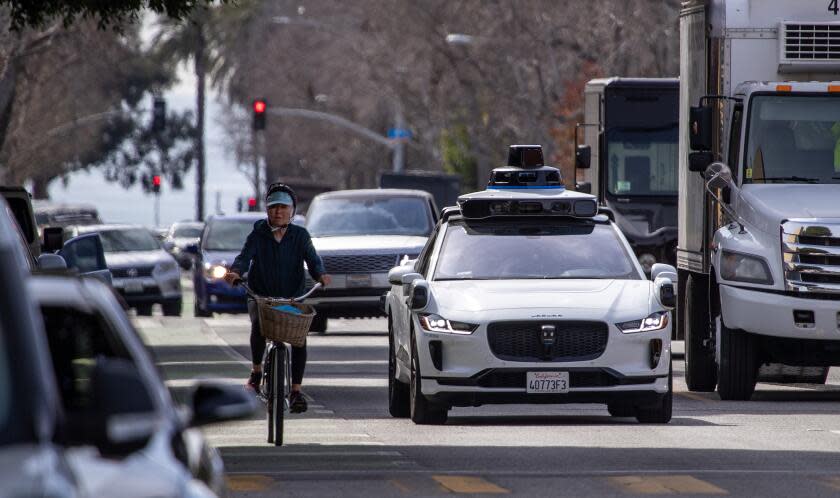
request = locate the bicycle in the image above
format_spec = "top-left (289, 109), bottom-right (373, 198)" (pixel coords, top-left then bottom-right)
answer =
top-left (235, 279), bottom-right (321, 446)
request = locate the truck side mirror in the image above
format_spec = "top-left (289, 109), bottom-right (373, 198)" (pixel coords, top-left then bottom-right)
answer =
top-left (42, 226), bottom-right (64, 253)
top-left (689, 151), bottom-right (714, 172)
top-left (575, 182), bottom-right (592, 194)
top-left (689, 105), bottom-right (713, 151)
top-left (575, 145), bottom-right (591, 169)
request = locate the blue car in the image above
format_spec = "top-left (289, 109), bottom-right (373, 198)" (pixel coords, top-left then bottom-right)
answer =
top-left (191, 213), bottom-right (265, 317)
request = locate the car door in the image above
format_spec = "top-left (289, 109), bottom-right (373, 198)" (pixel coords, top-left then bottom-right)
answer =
top-left (59, 233), bottom-right (112, 285)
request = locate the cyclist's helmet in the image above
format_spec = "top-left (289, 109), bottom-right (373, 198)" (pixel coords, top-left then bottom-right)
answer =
top-left (265, 182), bottom-right (298, 215)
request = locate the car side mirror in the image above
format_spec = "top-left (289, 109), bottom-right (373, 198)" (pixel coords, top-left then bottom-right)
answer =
top-left (650, 263), bottom-right (677, 283)
top-left (409, 280), bottom-right (430, 311)
top-left (575, 144), bottom-right (591, 169)
top-left (401, 272), bottom-right (422, 294)
top-left (185, 243), bottom-right (199, 255)
top-left (689, 151), bottom-right (714, 172)
top-left (657, 280), bottom-right (677, 309)
top-left (575, 181), bottom-right (592, 194)
top-left (389, 265), bottom-right (417, 286)
top-left (689, 105), bottom-right (713, 151)
top-left (189, 382), bottom-right (258, 427)
top-left (42, 226), bottom-right (64, 253)
top-left (37, 253), bottom-right (67, 270)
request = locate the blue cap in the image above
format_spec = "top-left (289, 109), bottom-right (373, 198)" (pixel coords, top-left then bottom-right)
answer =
top-left (266, 191), bottom-right (294, 207)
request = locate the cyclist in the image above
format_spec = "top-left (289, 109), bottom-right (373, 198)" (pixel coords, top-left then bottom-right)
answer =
top-left (224, 183), bottom-right (330, 413)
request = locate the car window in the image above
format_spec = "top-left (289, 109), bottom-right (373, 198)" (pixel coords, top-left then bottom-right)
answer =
top-left (96, 228), bottom-right (160, 252)
top-left (307, 196), bottom-right (432, 237)
top-left (61, 235), bottom-right (106, 273)
top-left (434, 220), bottom-right (640, 281)
top-left (204, 219), bottom-right (255, 251)
top-left (4, 203), bottom-right (34, 270)
top-left (416, 222), bottom-right (441, 277)
top-left (173, 226), bottom-right (202, 238)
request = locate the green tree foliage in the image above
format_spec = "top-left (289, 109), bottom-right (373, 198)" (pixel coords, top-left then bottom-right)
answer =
top-left (440, 125), bottom-right (477, 191)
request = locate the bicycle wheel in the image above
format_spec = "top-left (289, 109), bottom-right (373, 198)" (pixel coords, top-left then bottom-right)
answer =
top-left (271, 343), bottom-right (287, 446)
top-left (265, 345), bottom-right (275, 444)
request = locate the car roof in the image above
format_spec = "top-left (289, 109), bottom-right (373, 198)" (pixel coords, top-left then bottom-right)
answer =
top-left (75, 223), bottom-right (149, 232)
top-left (313, 188), bottom-right (434, 201)
top-left (27, 275), bottom-right (93, 311)
top-left (206, 212), bottom-right (264, 222)
top-left (171, 221), bottom-right (204, 227)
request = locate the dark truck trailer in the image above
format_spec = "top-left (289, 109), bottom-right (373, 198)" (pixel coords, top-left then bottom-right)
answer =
top-left (576, 78), bottom-right (679, 274)
top-left (379, 171), bottom-right (461, 212)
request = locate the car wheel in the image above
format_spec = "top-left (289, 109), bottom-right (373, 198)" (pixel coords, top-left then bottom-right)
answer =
top-left (388, 318), bottom-right (410, 418)
top-left (135, 304), bottom-right (153, 316)
top-left (409, 331), bottom-right (447, 425)
top-left (162, 300), bottom-right (182, 317)
top-left (310, 313), bottom-right (327, 335)
top-left (635, 362), bottom-right (673, 424)
top-left (717, 305), bottom-right (758, 401)
top-left (194, 300), bottom-right (212, 318)
top-left (606, 401), bottom-right (635, 417)
top-left (685, 274), bottom-right (717, 392)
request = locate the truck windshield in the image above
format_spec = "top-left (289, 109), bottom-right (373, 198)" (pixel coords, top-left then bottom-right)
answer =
top-left (606, 127), bottom-right (678, 196)
top-left (307, 196), bottom-right (431, 237)
top-left (434, 220), bottom-right (640, 281)
top-left (744, 95), bottom-right (840, 184)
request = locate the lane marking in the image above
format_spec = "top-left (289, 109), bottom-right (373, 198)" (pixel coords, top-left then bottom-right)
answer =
top-left (389, 479), bottom-right (413, 493)
top-left (225, 468), bottom-right (840, 478)
top-left (433, 475), bottom-right (509, 494)
top-left (200, 320), bottom-right (251, 366)
top-left (675, 391), bottom-right (712, 402)
top-left (221, 450), bottom-right (403, 457)
top-left (226, 474), bottom-right (273, 492)
top-left (823, 477), bottom-right (840, 491)
top-left (610, 475), bottom-right (727, 495)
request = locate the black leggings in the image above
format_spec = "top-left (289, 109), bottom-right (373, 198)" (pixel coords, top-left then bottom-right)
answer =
top-left (248, 299), bottom-right (307, 385)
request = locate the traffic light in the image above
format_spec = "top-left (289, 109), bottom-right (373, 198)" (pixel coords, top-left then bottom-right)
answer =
top-left (252, 99), bottom-right (267, 130)
top-left (247, 197), bottom-right (258, 211)
top-left (152, 175), bottom-right (161, 194)
top-left (152, 97), bottom-right (166, 132)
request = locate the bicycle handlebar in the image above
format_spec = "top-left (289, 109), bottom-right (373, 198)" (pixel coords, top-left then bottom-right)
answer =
top-left (234, 278), bottom-right (322, 303)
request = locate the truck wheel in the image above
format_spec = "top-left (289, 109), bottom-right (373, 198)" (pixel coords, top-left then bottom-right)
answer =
top-left (388, 319), bottom-right (410, 418)
top-left (135, 304), bottom-right (153, 316)
top-left (717, 316), bottom-right (758, 401)
top-left (635, 362), bottom-right (673, 424)
top-left (310, 313), bottom-right (327, 334)
top-left (409, 332), bottom-right (447, 425)
top-left (607, 401), bottom-right (635, 417)
top-left (684, 274), bottom-right (717, 392)
top-left (193, 301), bottom-right (212, 318)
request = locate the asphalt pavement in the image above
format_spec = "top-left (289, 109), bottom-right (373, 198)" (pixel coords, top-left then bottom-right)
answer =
top-left (136, 283), bottom-right (840, 497)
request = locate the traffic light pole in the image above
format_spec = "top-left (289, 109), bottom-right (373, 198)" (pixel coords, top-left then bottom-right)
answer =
top-left (154, 191), bottom-right (160, 228)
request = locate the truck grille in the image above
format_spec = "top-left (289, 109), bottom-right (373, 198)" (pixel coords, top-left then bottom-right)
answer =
top-left (487, 321), bottom-right (608, 362)
top-left (781, 220), bottom-right (840, 295)
top-left (321, 254), bottom-right (401, 274)
top-left (782, 22), bottom-right (840, 62)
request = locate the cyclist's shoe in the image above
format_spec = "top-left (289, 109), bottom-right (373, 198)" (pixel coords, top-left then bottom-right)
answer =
top-left (245, 371), bottom-right (261, 392)
top-left (289, 391), bottom-right (308, 413)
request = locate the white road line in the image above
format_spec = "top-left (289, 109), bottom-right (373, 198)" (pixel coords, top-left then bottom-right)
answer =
top-left (224, 468), bottom-right (840, 477)
top-left (220, 450), bottom-right (403, 457)
top-left (200, 322), bottom-right (251, 366)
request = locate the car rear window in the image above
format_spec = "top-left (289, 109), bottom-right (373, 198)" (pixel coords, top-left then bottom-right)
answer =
top-left (204, 219), bottom-right (255, 251)
top-left (307, 196), bottom-right (432, 237)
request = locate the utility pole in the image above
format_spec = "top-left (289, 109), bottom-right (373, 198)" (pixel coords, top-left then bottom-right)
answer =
top-left (195, 24), bottom-right (207, 221)
top-left (392, 103), bottom-right (406, 173)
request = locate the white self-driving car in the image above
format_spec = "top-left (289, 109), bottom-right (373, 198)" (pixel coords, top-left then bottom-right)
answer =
top-left (384, 145), bottom-right (677, 425)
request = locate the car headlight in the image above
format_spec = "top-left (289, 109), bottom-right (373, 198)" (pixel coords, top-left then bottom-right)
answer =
top-left (720, 250), bottom-right (773, 285)
top-left (204, 263), bottom-right (228, 280)
top-left (616, 311), bottom-right (669, 333)
top-left (638, 253), bottom-right (657, 274)
top-left (419, 314), bottom-right (478, 334)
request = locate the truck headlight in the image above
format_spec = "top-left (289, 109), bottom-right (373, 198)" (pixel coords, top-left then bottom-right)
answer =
top-left (419, 314), bottom-right (477, 334)
top-left (720, 250), bottom-right (773, 285)
top-left (616, 311), bottom-right (669, 333)
top-left (204, 263), bottom-right (228, 280)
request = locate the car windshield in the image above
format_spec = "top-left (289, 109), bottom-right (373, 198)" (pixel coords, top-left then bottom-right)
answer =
top-left (744, 95), bottom-right (840, 184)
top-left (307, 196), bottom-right (431, 237)
top-left (434, 220), bottom-right (640, 281)
top-left (96, 228), bottom-right (160, 252)
top-left (606, 126), bottom-right (678, 196)
top-left (204, 219), bottom-right (255, 251)
top-left (173, 226), bottom-right (202, 238)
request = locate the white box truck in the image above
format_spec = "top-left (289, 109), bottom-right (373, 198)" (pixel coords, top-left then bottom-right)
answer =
top-left (680, 0), bottom-right (840, 400)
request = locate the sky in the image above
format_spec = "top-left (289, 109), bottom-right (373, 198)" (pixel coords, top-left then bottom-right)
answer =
top-left (47, 23), bottom-right (254, 228)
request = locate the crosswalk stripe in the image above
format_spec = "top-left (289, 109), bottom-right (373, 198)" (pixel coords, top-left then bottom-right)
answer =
top-left (609, 475), bottom-right (727, 494)
top-left (433, 475), bottom-right (510, 494)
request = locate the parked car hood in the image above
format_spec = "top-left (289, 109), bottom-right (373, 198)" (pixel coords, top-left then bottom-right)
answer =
top-left (312, 235), bottom-right (427, 254)
top-left (431, 279), bottom-right (652, 314)
top-left (105, 250), bottom-right (172, 268)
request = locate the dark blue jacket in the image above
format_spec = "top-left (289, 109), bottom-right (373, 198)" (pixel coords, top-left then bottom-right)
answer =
top-left (230, 220), bottom-right (325, 298)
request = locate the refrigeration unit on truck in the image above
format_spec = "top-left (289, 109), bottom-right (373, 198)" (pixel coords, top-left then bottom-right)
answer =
top-left (679, 0), bottom-right (840, 400)
top-left (576, 78), bottom-right (680, 274)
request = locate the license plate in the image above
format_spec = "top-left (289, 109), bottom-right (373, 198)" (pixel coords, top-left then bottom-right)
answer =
top-left (124, 281), bottom-right (144, 293)
top-left (346, 274), bottom-right (372, 288)
top-left (526, 371), bottom-right (569, 394)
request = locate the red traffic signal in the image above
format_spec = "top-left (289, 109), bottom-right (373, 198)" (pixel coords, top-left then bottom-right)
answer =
top-left (252, 99), bottom-right (267, 130)
top-left (247, 197), bottom-right (258, 211)
top-left (253, 100), bottom-right (267, 114)
top-left (152, 175), bottom-right (161, 194)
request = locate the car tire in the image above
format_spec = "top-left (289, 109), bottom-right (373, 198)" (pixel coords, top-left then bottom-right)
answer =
top-left (717, 315), bottom-right (758, 401)
top-left (635, 362), bottom-right (673, 424)
top-left (135, 304), bottom-right (153, 316)
top-left (388, 318), bottom-right (410, 418)
top-left (409, 331), bottom-right (447, 425)
top-left (685, 274), bottom-right (717, 392)
top-left (607, 401), bottom-right (635, 418)
top-left (310, 313), bottom-right (327, 335)
top-left (194, 300), bottom-right (212, 318)
top-left (162, 300), bottom-right (182, 317)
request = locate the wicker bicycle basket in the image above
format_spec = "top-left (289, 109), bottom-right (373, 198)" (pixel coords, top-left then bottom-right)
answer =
top-left (255, 297), bottom-right (315, 347)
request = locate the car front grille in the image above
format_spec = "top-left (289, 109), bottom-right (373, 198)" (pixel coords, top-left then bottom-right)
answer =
top-left (781, 220), bottom-right (840, 295)
top-left (321, 254), bottom-right (401, 274)
top-left (487, 321), bottom-right (608, 362)
top-left (111, 266), bottom-right (155, 278)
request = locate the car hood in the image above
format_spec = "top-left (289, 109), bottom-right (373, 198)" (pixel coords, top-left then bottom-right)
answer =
top-left (312, 235), bottom-right (427, 254)
top-left (202, 250), bottom-right (240, 266)
top-left (739, 184), bottom-right (840, 233)
top-left (105, 250), bottom-right (171, 268)
top-left (430, 279), bottom-right (652, 313)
